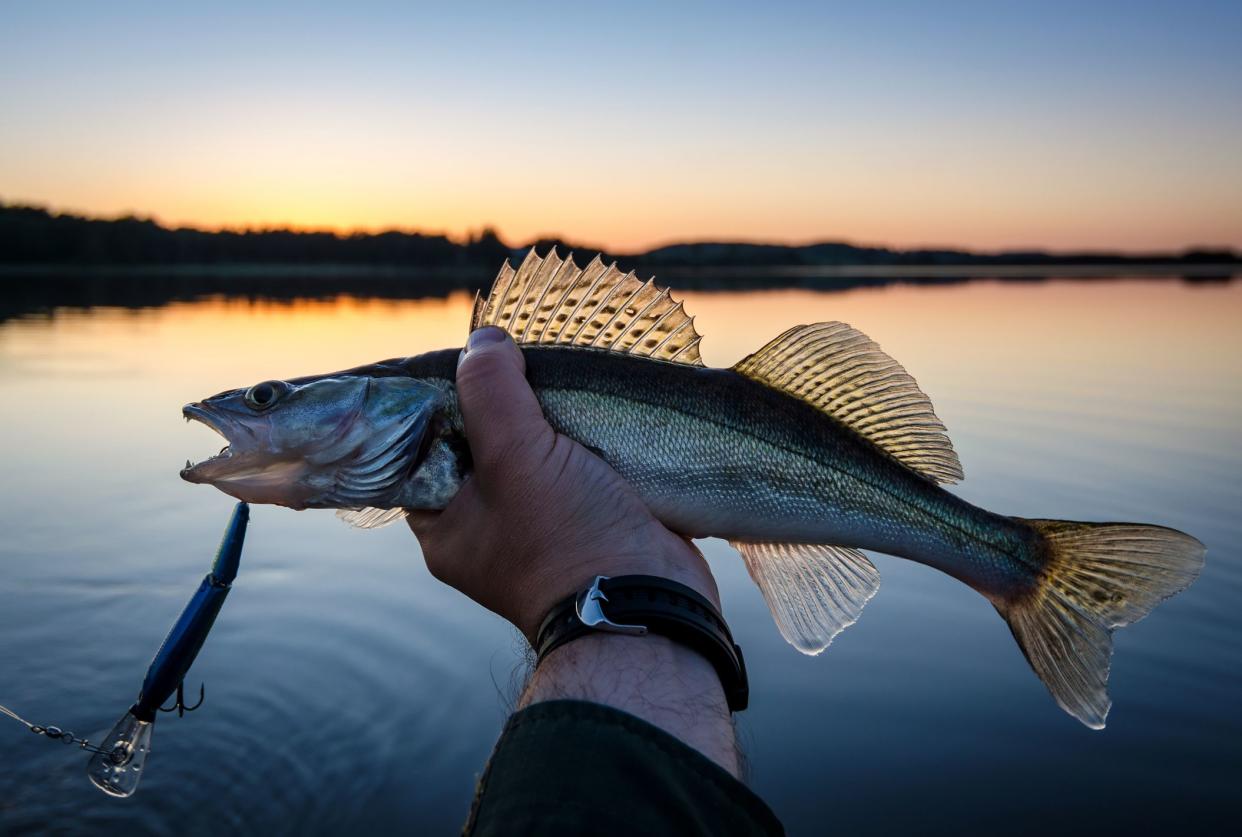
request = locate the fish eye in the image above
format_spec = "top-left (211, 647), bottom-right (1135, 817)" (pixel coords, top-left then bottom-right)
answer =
top-left (244, 380), bottom-right (285, 410)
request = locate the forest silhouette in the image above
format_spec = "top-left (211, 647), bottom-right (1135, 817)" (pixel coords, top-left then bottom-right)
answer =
top-left (5, 202), bottom-right (1236, 272)
top-left (1, 201), bottom-right (1237, 322)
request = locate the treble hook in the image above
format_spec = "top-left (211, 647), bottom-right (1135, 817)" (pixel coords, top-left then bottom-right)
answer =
top-left (158, 681), bottom-right (205, 718)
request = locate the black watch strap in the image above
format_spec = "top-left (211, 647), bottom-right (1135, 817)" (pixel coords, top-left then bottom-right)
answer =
top-left (534, 575), bottom-right (749, 712)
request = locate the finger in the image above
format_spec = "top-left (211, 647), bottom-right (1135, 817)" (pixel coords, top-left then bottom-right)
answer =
top-left (455, 326), bottom-right (553, 473)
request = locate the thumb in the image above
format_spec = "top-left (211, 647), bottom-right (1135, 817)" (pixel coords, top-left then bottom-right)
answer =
top-left (455, 326), bottom-right (553, 474)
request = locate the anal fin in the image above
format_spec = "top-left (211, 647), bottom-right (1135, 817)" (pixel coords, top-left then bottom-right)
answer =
top-left (731, 540), bottom-right (880, 655)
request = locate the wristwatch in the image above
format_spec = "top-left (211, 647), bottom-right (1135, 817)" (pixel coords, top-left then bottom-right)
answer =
top-left (534, 575), bottom-right (749, 712)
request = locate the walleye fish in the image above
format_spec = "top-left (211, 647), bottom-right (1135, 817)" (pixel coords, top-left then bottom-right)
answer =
top-left (181, 249), bottom-right (1204, 728)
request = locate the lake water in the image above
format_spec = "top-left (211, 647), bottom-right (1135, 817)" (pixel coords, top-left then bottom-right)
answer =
top-left (0, 277), bottom-right (1239, 835)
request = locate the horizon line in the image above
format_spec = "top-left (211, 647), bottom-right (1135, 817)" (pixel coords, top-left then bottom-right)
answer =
top-left (4, 197), bottom-right (1237, 260)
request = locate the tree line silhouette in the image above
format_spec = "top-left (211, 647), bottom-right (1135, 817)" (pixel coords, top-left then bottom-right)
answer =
top-left (3, 201), bottom-right (1236, 271)
top-left (0, 203), bottom-right (513, 268)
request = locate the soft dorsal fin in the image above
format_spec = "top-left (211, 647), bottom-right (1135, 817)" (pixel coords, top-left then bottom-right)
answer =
top-left (471, 249), bottom-right (704, 366)
top-left (733, 322), bottom-right (963, 484)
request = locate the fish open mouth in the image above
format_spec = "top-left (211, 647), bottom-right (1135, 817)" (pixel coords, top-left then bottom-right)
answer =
top-left (181, 404), bottom-right (238, 481)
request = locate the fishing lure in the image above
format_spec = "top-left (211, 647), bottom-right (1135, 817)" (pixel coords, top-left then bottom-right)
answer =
top-left (86, 501), bottom-right (249, 796)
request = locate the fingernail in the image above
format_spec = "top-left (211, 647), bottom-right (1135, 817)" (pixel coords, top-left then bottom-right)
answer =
top-left (467, 326), bottom-right (507, 352)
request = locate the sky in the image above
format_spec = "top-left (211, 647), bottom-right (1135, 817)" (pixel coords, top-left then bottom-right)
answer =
top-left (1, 1), bottom-right (1240, 252)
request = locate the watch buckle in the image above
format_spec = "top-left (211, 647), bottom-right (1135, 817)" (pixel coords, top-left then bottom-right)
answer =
top-left (575, 576), bottom-right (648, 636)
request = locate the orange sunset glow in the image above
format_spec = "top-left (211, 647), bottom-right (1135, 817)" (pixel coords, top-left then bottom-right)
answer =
top-left (3, 5), bottom-right (1240, 252)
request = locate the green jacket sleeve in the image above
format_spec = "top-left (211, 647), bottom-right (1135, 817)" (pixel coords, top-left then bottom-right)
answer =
top-left (464, 699), bottom-right (784, 836)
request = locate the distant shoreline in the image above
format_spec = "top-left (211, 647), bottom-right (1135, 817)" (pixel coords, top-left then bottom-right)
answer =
top-left (4, 202), bottom-right (1238, 279)
top-left (2, 261), bottom-right (1236, 325)
top-left (3, 202), bottom-right (1237, 322)
top-left (2, 261), bottom-right (1237, 281)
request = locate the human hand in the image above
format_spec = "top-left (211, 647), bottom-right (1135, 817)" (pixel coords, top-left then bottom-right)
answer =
top-left (406, 327), bottom-right (719, 645)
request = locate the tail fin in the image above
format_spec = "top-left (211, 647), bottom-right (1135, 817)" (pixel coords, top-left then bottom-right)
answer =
top-left (999, 520), bottom-right (1204, 729)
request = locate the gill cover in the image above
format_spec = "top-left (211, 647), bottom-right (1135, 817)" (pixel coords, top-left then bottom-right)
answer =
top-left (322, 377), bottom-right (442, 507)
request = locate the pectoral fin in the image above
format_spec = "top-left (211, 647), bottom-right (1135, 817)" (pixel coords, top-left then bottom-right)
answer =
top-left (732, 540), bottom-right (880, 654)
top-left (337, 507), bottom-right (408, 529)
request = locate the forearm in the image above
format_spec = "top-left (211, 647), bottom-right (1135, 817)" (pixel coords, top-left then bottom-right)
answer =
top-left (519, 632), bottom-right (741, 777)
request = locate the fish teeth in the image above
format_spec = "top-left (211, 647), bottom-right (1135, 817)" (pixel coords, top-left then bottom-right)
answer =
top-left (185, 459), bottom-right (193, 470)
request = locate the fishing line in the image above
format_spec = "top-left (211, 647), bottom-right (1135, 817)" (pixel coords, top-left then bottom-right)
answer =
top-left (0, 700), bottom-right (122, 756)
top-left (0, 701), bottom-right (29, 726)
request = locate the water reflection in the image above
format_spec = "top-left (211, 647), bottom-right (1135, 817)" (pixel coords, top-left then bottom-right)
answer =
top-left (0, 279), bottom-right (1239, 834)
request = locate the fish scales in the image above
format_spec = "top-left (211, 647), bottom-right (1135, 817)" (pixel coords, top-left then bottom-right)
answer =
top-left (295, 345), bottom-right (1036, 595)
top-left (530, 347), bottom-right (1036, 598)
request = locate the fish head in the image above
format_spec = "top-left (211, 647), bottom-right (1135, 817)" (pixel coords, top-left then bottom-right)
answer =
top-left (181, 374), bottom-right (444, 509)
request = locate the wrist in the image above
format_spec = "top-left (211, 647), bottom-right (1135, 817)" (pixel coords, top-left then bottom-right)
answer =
top-left (520, 633), bottom-right (740, 776)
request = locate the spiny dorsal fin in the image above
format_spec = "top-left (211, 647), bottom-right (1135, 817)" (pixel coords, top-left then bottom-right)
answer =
top-left (471, 248), bottom-right (704, 366)
top-left (733, 322), bottom-right (963, 484)
top-left (732, 540), bottom-right (880, 655)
